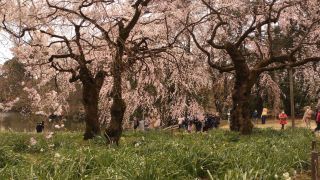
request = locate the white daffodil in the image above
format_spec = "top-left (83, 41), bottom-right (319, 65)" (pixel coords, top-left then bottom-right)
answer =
top-left (283, 172), bottom-right (290, 179)
top-left (30, 137), bottom-right (37, 146)
top-left (45, 132), bottom-right (54, 139)
top-left (54, 153), bottom-right (61, 158)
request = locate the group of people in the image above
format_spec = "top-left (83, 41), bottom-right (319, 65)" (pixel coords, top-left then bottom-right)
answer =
top-left (252, 108), bottom-right (288, 129)
top-left (133, 116), bottom-right (161, 131)
top-left (35, 113), bottom-right (66, 133)
top-left (178, 114), bottom-right (220, 132)
top-left (251, 108), bottom-right (269, 124)
top-left (251, 106), bottom-right (320, 131)
top-left (288, 106), bottom-right (320, 131)
top-left (36, 107), bottom-right (320, 133)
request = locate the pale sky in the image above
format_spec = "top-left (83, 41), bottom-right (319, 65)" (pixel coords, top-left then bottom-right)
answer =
top-left (0, 31), bottom-right (13, 64)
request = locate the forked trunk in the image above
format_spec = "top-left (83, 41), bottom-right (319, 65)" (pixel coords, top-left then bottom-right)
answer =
top-left (82, 83), bottom-right (101, 140)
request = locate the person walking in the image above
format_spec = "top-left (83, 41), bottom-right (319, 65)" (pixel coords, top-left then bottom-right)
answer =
top-left (261, 108), bottom-right (268, 124)
top-left (315, 109), bottom-right (320, 132)
top-left (227, 109), bottom-right (231, 124)
top-left (252, 110), bottom-right (258, 123)
top-left (302, 106), bottom-right (313, 129)
top-left (36, 121), bottom-right (44, 133)
top-left (278, 111), bottom-right (288, 130)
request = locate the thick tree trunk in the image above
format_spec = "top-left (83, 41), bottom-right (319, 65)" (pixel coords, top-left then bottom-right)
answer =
top-left (105, 97), bottom-right (126, 145)
top-left (226, 44), bottom-right (257, 134)
top-left (82, 82), bottom-right (101, 140)
top-left (105, 43), bottom-right (126, 145)
top-left (230, 79), bottom-right (254, 134)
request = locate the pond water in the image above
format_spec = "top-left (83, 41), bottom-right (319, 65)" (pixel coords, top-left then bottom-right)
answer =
top-left (0, 112), bottom-right (85, 132)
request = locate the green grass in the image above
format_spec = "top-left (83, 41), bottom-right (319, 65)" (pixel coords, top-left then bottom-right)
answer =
top-left (0, 128), bottom-right (315, 179)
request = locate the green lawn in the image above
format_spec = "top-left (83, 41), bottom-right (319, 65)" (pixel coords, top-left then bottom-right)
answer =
top-left (0, 128), bottom-right (315, 179)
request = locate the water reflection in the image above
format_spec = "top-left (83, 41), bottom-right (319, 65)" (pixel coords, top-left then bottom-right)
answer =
top-left (0, 113), bottom-right (84, 132)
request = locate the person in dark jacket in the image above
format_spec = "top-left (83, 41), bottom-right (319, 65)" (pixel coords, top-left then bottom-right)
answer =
top-left (203, 114), bottom-right (220, 131)
top-left (194, 117), bottom-right (202, 132)
top-left (36, 121), bottom-right (44, 133)
top-left (133, 117), bottom-right (139, 130)
top-left (203, 114), bottom-right (213, 131)
top-left (252, 110), bottom-right (258, 123)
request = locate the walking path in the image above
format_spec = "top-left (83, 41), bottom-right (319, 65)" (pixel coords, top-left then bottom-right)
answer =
top-left (219, 119), bottom-right (317, 130)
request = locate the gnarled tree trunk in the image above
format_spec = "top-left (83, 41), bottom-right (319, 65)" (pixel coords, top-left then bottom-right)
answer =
top-left (105, 44), bottom-right (126, 145)
top-left (230, 79), bottom-right (253, 134)
top-left (81, 69), bottom-right (106, 140)
top-left (105, 97), bottom-right (126, 145)
top-left (82, 82), bottom-right (101, 140)
top-left (227, 45), bottom-right (258, 134)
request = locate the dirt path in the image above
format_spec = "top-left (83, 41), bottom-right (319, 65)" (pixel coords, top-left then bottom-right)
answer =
top-left (219, 119), bottom-right (316, 130)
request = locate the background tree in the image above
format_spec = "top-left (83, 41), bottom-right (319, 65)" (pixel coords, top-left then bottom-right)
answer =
top-left (1, 0), bottom-right (209, 144)
top-left (1, 0), bottom-right (159, 141)
top-left (0, 58), bottom-right (31, 112)
top-left (184, 0), bottom-right (320, 134)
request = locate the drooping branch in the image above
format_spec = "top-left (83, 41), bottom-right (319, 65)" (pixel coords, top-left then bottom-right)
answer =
top-left (188, 28), bottom-right (234, 73)
top-left (1, 15), bottom-right (36, 38)
top-left (121, 0), bottom-right (151, 40)
top-left (235, 1), bottom-right (292, 48)
top-left (256, 57), bottom-right (320, 72)
top-left (207, 21), bottom-right (227, 49)
top-left (39, 30), bottom-right (74, 55)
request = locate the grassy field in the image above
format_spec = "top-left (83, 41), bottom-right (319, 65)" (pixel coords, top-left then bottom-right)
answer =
top-left (0, 128), bottom-right (315, 179)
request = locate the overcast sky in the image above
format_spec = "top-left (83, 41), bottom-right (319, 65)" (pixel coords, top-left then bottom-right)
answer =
top-left (0, 31), bottom-right (13, 64)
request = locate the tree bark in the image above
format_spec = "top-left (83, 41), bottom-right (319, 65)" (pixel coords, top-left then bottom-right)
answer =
top-left (227, 45), bottom-right (257, 134)
top-left (81, 69), bottom-right (105, 140)
top-left (82, 81), bottom-right (101, 140)
top-left (105, 43), bottom-right (126, 145)
top-left (105, 97), bottom-right (126, 145)
top-left (230, 77), bottom-right (255, 134)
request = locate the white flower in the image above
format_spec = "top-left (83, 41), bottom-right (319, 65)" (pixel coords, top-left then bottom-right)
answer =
top-left (40, 148), bottom-right (44, 152)
top-left (30, 137), bottom-right (37, 146)
top-left (283, 172), bottom-right (290, 179)
top-left (134, 142), bottom-right (140, 147)
top-left (49, 144), bottom-right (55, 148)
top-left (54, 124), bottom-right (64, 129)
top-left (274, 174), bottom-right (278, 179)
top-left (54, 153), bottom-right (61, 158)
top-left (46, 132), bottom-right (54, 139)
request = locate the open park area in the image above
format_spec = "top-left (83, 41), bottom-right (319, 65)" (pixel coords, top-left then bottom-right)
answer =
top-left (1, 0), bottom-right (320, 179)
